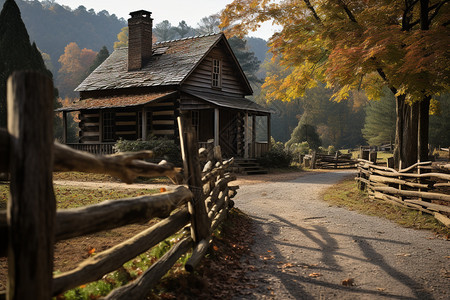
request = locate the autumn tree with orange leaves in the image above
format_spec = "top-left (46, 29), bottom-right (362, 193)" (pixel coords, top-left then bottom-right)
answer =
top-left (222, 0), bottom-right (449, 168)
top-left (57, 42), bottom-right (97, 98)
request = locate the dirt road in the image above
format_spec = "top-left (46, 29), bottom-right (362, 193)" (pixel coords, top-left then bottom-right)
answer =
top-left (233, 171), bottom-right (449, 300)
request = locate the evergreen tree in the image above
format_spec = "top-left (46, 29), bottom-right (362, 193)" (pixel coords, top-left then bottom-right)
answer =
top-left (85, 46), bottom-right (109, 77)
top-left (0, 0), bottom-right (51, 127)
top-left (286, 116), bottom-right (322, 150)
top-left (228, 37), bottom-right (262, 85)
top-left (429, 94), bottom-right (450, 148)
top-left (362, 89), bottom-right (396, 146)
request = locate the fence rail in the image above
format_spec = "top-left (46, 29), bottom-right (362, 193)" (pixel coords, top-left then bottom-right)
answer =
top-left (66, 142), bottom-right (116, 155)
top-left (355, 159), bottom-right (450, 227)
top-left (0, 72), bottom-right (238, 299)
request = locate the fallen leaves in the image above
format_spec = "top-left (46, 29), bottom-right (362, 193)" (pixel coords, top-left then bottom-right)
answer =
top-left (88, 247), bottom-right (95, 256)
top-left (260, 255), bottom-right (275, 260)
top-left (342, 278), bottom-right (354, 286)
top-left (308, 272), bottom-right (322, 278)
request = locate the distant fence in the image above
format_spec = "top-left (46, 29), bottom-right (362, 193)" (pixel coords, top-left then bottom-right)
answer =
top-left (66, 142), bottom-right (115, 155)
top-left (303, 152), bottom-right (357, 169)
top-left (0, 72), bottom-right (238, 299)
top-left (355, 159), bottom-right (450, 227)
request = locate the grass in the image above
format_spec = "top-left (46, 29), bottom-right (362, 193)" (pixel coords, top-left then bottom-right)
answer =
top-left (322, 178), bottom-right (449, 238)
top-left (0, 183), bottom-right (157, 210)
top-left (60, 231), bottom-right (191, 300)
top-left (53, 172), bottom-right (171, 184)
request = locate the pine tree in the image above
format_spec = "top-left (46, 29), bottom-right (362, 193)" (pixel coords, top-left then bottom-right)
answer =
top-left (0, 0), bottom-right (51, 127)
top-left (362, 89), bottom-right (396, 146)
top-left (85, 46), bottom-right (109, 77)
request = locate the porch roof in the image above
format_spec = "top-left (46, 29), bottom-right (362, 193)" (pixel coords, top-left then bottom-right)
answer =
top-left (55, 91), bottom-right (177, 112)
top-left (185, 91), bottom-right (271, 114)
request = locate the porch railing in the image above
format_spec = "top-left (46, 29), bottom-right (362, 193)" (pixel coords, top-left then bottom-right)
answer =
top-left (255, 142), bottom-right (269, 158)
top-left (66, 143), bottom-right (115, 155)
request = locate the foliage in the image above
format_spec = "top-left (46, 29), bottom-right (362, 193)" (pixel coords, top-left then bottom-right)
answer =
top-left (113, 26), bottom-right (128, 49)
top-left (173, 20), bottom-right (194, 38)
top-left (222, 0), bottom-right (449, 105)
top-left (114, 137), bottom-right (182, 166)
top-left (57, 42), bottom-right (97, 98)
top-left (153, 20), bottom-right (176, 42)
top-left (228, 36), bottom-right (262, 85)
top-left (429, 94), bottom-right (450, 147)
top-left (86, 46), bottom-right (109, 76)
top-left (1, 0), bottom-right (125, 74)
top-left (196, 14), bottom-right (221, 35)
top-left (286, 118), bottom-right (321, 150)
top-left (257, 139), bottom-right (292, 168)
top-left (0, 0), bottom-right (52, 127)
top-left (362, 88), bottom-right (396, 146)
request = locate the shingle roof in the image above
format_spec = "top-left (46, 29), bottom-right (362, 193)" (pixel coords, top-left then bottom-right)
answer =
top-left (184, 91), bottom-right (272, 114)
top-left (55, 91), bottom-right (176, 112)
top-left (75, 34), bottom-right (224, 92)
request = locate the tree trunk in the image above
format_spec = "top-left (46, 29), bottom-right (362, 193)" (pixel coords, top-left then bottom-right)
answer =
top-left (418, 96), bottom-right (430, 162)
top-left (394, 94), bottom-right (419, 169)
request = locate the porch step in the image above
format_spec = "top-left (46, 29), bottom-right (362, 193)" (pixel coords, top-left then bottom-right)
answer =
top-left (234, 159), bottom-right (268, 175)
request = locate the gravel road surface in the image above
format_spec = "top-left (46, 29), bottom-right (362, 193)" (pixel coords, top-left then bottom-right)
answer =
top-left (233, 171), bottom-right (449, 300)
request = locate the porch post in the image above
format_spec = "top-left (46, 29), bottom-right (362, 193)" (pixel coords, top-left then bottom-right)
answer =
top-left (244, 113), bottom-right (249, 158)
top-left (62, 111), bottom-right (67, 144)
top-left (214, 108), bottom-right (219, 147)
top-left (142, 108), bottom-right (147, 141)
top-left (252, 114), bottom-right (256, 158)
top-left (267, 113), bottom-right (271, 149)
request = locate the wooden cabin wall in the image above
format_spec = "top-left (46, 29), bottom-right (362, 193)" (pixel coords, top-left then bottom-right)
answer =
top-left (219, 110), bottom-right (238, 157)
top-left (78, 98), bottom-right (177, 144)
top-left (79, 110), bottom-right (100, 143)
top-left (183, 44), bottom-right (248, 98)
top-left (146, 98), bottom-right (177, 138)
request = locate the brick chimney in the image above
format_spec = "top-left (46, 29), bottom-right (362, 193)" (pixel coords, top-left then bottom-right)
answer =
top-left (128, 10), bottom-right (153, 71)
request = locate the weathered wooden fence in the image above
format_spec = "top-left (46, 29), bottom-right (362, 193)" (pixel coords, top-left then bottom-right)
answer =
top-left (0, 72), bottom-right (238, 299)
top-left (355, 159), bottom-right (450, 227)
top-left (304, 151), bottom-right (357, 169)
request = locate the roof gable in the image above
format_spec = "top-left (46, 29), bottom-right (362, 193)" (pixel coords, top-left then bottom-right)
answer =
top-left (75, 33), bottom-right (251, 93)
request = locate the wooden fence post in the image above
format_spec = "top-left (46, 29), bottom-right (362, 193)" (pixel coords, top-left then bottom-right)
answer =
top-left (7, 71), bottom-right (56, 300)
top-left (177, 116), bottom-right (210, 243)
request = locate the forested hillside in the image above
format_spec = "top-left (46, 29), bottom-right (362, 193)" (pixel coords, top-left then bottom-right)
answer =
top-left (0, 0), bottom-right (125, 73)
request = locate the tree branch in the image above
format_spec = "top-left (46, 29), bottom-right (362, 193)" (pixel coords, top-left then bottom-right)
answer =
top-left (428, 0), bottom-right (449, 24)
top-left (336, 0), bottom-right (357, 23)
top-left (302, 0), bottom-right (322, 24)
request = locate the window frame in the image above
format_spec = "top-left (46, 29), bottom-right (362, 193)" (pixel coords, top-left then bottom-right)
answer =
top-left (102, 111), bottom-right (115, 142)
top-left (211, 58), bottom-right (222, 89)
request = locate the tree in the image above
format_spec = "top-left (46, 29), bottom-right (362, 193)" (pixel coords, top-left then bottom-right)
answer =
top-left (153, 20), bottom-right (176, 42)
top-left (227, 37), bottom-right (261, 85)
top-left (114, 26), bottom-right (128, 49)
top-left (222, 0), bottom-right (450, 168)
top-left (196, 14), bottom-right (220, 35)
top-left (429, 94), bottom-right (450, 148)
top-left (57, 42), bottom-right (97, 98)
top-left (85, 46), bottom-right (109, 77)
top-left (0, 0), bottom-right (52, 127)
top-left (362, 89), bottom-right (396, 146)
top-left (286, 117), bottom-right (322, 150)
top-left (173, 20), bottom-right (194, 38)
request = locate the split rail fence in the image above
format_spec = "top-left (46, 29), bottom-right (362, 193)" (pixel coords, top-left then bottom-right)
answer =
top-left (304, 152), bottom-right (357, 169)
top-left (0, 71), bottom-right (238, 299)
top-left (355, 159), bottom-right (450, 227)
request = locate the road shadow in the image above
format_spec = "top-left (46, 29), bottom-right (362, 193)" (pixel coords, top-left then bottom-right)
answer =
top-left (237, 213), bottom-right (433, 300)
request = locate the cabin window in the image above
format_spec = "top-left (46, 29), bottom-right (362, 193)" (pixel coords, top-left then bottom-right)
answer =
top-left (102, 111), bottom-right (115, 141)
top-left (212, 59), bottom-right (221, 88)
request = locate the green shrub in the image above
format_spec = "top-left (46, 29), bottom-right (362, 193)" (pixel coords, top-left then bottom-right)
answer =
top-left (258, 140), bottom-right (293, 168)
top-left (114, 136), bottom-right (182, 165)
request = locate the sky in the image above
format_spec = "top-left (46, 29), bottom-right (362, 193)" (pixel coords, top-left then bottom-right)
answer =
top-left (54, 0), bottom-right (279, 40)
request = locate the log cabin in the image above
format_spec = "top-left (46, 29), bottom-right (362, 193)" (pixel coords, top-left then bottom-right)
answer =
top-left (56, 10), bottom-right (271, 158)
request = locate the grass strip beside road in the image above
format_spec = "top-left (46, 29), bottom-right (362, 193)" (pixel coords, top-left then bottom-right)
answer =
top-left (322, 177), bottom-right (449, 238)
